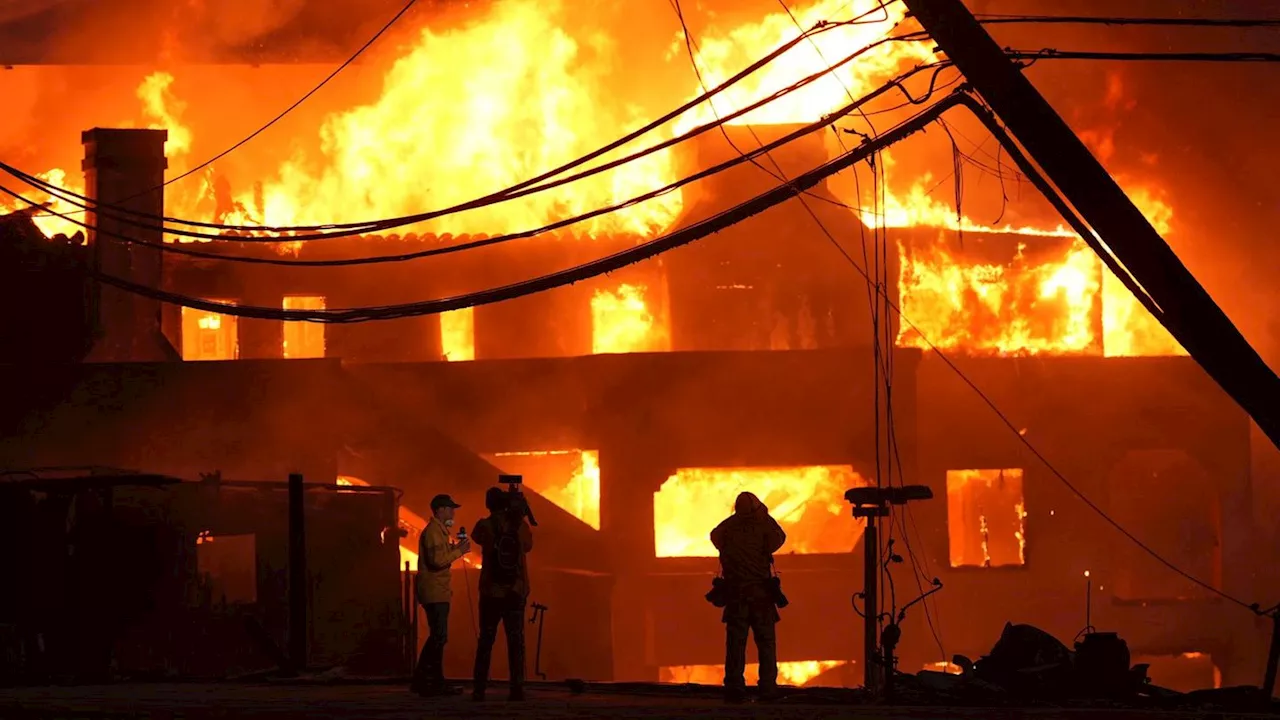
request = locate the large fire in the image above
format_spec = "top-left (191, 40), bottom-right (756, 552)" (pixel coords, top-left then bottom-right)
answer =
top-left (654, 466), bottom-right (867, 558)
top-left (882, 158), bottom-right (1187, 358)
top-left (0, 0), bottom-right (1191, 361)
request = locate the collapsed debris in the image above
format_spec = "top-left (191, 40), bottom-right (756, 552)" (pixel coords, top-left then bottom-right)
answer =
top-left (895, 622), bottom-right (1278, 713)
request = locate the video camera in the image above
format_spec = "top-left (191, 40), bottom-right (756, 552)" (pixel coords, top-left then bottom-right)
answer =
top-left (499, 474), bottom-right (538, 527)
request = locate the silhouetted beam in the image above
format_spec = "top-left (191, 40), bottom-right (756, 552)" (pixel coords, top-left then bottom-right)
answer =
top-left (903, 0), bottom-right (1280, 451)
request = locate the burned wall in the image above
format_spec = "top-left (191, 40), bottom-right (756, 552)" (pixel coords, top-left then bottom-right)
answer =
top-left (909, 354), bottom-right (1258, 683)
top-left (0, 359), bottom-right (348, 481)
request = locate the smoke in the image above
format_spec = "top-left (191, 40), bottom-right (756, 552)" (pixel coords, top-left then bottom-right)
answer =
top-left (0, 0), bottom-right (77, 24)
top-left (185, 0), bottom-right (308, 48)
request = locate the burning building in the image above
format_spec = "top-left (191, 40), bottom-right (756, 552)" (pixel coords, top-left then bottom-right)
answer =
top-left (0, 0), bottom-right (1269, 692)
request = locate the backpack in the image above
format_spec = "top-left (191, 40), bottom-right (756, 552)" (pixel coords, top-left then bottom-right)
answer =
top-left (486, 516), bottom-right (523, 587)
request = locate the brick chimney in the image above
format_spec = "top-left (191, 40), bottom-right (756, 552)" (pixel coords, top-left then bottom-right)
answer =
top-left (82, 128), bottom-right (180, 362)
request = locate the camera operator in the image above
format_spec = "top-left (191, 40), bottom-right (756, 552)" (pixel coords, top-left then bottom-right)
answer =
top-left (709, 491), bottom-right (787, 704)
top-left (410, 494), bottom-right (470, 697)
top-left (469, 486), bottom-right (534, 702)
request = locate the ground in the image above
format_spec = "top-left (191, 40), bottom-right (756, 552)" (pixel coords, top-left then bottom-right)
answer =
top-left (0, 682), bottom-right (1271, 720)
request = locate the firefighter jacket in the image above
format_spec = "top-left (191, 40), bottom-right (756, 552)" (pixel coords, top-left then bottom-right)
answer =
top-left (710, 509), bottom-right (787, 584)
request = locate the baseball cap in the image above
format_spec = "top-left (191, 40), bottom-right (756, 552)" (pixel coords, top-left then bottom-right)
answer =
top-left (430, 494), bottom-right (461, 511)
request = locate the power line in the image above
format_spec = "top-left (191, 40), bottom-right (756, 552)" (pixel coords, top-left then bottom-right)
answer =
top-left (675, 0), bottom-right (948, 657)
top-left (8, 12), bottom-right (878, 236)
top-left (2, 35), bottom-right (928, 248)
top-left (76, 84), bottom-right (1263, 615)
top-left (88, 92), bottom-right (959, 323)
top-left (867, 93), bottom-right (1260, 615)
top-left (975, 14), bottom-right (1280, 29)
top-left (2, 64), bottom-right (941, 267)
top-left (1005, 49), bottom-right (1280, 63)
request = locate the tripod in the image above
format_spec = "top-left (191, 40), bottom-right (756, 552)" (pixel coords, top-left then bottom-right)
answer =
top-left (846, 485), bottom-right (936, 700)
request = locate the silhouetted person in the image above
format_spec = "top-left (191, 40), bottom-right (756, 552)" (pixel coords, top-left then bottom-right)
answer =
top-left (470, 487), bottom-right (534, 701)
top-left (411, 494), bottom-right (470, 697)
top-left (710, 491), bottom-right (787, 703)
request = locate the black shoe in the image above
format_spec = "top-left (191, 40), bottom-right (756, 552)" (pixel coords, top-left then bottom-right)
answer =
top-left (724, 689), bottom-right (746, 704)
top-left (757, 686), bottom-right (780, 702)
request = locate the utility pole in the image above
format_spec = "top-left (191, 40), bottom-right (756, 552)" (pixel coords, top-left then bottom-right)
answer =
top-left (901, 0), bottom-right (1280, 451)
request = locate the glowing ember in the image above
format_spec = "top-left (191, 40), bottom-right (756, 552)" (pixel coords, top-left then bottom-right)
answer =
top-left (660, 660), bottom-right (847, 687)
top-left (654, 466), bottom-right (867, 557)
top-left (486, 450), bottom-right (601, 529)
top-left (922, 661), bottom-right (962, 675)
top-left (282, 296), bottom-right (326, 359)
top-left (945, 469), bottom-right (1025, 569)
top-left (440, 308), bottom-right (475, 362)
top-left (591, 283), bottom-right (670, 354)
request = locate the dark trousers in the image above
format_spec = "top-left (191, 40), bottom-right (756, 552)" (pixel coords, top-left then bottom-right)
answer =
top-left (724, 600), bottom-right (779, 691)
top-left (412, 602), bottom-right (450, 690)
top-left (472, 594), bottom-right (526, 693)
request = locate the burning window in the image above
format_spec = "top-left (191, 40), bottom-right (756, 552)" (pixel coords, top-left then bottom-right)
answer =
top-left (896, 236), bottom-right (1102, 357)
top-left (660, 661), bottom-right (847, 687)
top-left (180, 300), bottom-right (238, 361)
top-left (282, 296), bottom-right (326, 359)
top-left (654, 466), bottom-right (867, 558)
top-left (195, 532), bottom-right (256, 605)
top-left (591, 283), bottom-right (670, 354)
top-left (440, 308), bottom-right (475, 362)
top-left (946, 469), bottom-right (1026, 568)
top-left (483, 450), bottom-right (600, 530)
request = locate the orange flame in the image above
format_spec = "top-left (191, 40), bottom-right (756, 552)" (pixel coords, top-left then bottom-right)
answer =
top-left (232, 0), bottom-right (681, 236)
top-left (654, 466), bottom-right (867, 557)
top-left (487, 450), bottom-right (601, 530)
top-left (591, 283), bottom-right (671, 354)
top-left (672, 0), bottom-right (932, 131)
top-left (661, 660), bottom-right (847, 687)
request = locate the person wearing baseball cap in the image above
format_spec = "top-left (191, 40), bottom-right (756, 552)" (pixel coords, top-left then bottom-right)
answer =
top-left (411, 493), bottom-right (470, 697)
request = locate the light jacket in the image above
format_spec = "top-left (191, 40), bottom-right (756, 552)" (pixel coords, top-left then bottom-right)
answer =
top-left (416, 517), bottom-right (464, 604)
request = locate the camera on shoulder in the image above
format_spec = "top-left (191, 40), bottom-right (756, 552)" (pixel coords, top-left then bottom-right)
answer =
top-left (498, 474), bottom-right (538, 527)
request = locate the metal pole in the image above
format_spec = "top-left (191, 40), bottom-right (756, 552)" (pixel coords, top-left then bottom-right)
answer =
top-left (863, 518), bottom-right (879, 693)
top-left (902, 0), bottom-right (1280, 450)
top-left (403, 561), bottom-right (413, 674)
top-left (287, 473), bottom-right (306, 675)
top-left (1263, 610), bottom-right (1279, 700)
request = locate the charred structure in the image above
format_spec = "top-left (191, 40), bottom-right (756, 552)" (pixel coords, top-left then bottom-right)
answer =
top-left (0, 471), bottom-right (401, 681)
top-left (0, 112), bottom-right (1265, 692)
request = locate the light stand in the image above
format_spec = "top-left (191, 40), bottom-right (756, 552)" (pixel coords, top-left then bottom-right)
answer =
top-left (846, 485), bottom-right (934, 699)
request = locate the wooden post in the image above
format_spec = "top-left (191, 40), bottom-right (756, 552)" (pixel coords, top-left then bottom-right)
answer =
top-left (901, 0), bottom-right (1280, 449)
